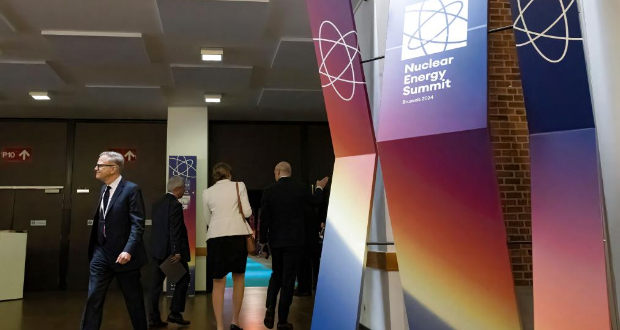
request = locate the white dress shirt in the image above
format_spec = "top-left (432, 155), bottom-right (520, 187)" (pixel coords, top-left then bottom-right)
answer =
top-left (202, 179), bottom-right (253, 240)
top-left (100, 175), bottom-right (122, 219)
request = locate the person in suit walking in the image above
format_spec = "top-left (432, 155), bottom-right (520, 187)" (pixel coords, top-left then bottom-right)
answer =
top-left (81, 151), bottom-right (148, 330)
top-left (148, 176), bottom-right (191, 328)
top-left (260, 161), bottom-right (329, 330)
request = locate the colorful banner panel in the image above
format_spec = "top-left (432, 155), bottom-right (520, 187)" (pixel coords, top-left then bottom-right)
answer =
top-left (305, 0), bottom-right (376, 158)
top-left (509, 0), bottom-right (610, 327)
top-left (305, 0), bottom-right (378, 328)
top-left (379, 129), bottom-right (520, 329)
top-left (530, 129), bottom-right (609, 329)
top-left (378, 0), bottom-right (520, 328)
top-left (509, 0), bottom-right (594, 134)
top-left (312, 155), bottom-right (377, 329)
top-left (378, 0), bottom-right (488, 141)
top-left (168, 156), bottom-right (197, 296)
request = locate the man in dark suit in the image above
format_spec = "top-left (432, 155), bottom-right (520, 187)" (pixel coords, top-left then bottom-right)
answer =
top-left (260, 161), bottom-right (329, 330)
top-left (148, 176), bottom-right (191, 327)
top-left (81, 151), bottom-right (148, 330)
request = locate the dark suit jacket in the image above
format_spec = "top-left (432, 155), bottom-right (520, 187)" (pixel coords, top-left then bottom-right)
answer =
top-left (259, 177), bottom-right (323, 248)
top-left (150, 193), bottom-right (190, 262)
top-left (88, 178), bottom-right (148, 272)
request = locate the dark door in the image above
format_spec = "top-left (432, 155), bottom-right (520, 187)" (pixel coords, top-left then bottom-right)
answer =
top-left (0, 190), bottom-right (15, 230)
top-left (67, 122), bottom-right (166, 290)
top-left (12, 190), bottom-right (64, 291)
top-left (0, 122), bottom-right (67, 291)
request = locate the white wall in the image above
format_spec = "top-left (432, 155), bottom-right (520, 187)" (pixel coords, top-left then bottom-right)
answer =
top-left (579, 0), bottom-right (620, 325)
top-left (167, 106), bottom-right (209, 291)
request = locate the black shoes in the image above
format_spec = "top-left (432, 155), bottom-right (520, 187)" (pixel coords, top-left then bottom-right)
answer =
top-left (230, 324), bottom-right (243, 330)
top-left (167, 312), bottom-right (190, 325)
top-left (264, 308), bottom-right (275, 329)
top-left (277, 323), bottom-right (293, 330)
top-left (148, 319), bottom-right (168, 328)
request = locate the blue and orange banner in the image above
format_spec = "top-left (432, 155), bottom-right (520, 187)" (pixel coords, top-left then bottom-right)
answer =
top-left (168, 156), bottom-right (197, 296)
top-left (304, 0), bottom-right (377, 328)
top-left (509, 0), bottom-right (610, 328)
top-left (377, 0), bottom-right (520, 328)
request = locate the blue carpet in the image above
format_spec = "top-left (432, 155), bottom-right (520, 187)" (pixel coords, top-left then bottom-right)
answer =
top-left (226, 257), bottom-right (272, 287)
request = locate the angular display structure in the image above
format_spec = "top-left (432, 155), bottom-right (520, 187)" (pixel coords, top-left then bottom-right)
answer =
top-left (509, 0), bottom-right (611, 328)
top-left (168, 156), bottom-right (197, 296)
top-left (304, 0), bottom-right (378, 328)
top-left (377, 0), bottom-right (521, 328)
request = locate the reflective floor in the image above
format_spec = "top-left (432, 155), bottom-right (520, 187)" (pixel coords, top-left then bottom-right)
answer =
top-left (0, 287), bottom-right (314, 330)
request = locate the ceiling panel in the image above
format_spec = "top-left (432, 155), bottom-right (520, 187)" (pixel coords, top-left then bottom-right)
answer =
top-left (258, 88), bottom-right (324, 110)
top-left (267, 0), bottom-right (311, 38)
top-left (0, 11), bottom-right (16, 35)
top-left (171, 64), bottom-right (253, 91)
top-left (256, 67), bottom-right (321, 89)
top-left (0, 0), bottom-right (162, 33)
top-left (43, 33), bottom-right (151, 64)
top-left (271, 38), bottom-right (317, 69)
top-left (83, 86), bottom-right (166, 108)
top-left (72, 64), bottom-right (172, 87)
top-left (157, 0), bottom-right (270, 45)
top-left (0, 0), bottom-right (328, 122)
top-left (0, 61), bottom-right (65, 89)
top-left (166, 88), bottom-right (259, 107)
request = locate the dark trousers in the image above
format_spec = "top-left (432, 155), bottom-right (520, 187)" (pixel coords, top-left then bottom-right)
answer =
top-left (296, 237), bottom-right (320, 292)
top-left (81, 246), bottom-right (147, 330)
top-left (266, 246), bottom-right (302, 325)
top-left (148, 258), bottom-right (190, 319)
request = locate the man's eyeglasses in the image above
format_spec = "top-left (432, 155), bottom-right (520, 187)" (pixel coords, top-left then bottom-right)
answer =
top-left (95, 164), bottom-right (116, 170)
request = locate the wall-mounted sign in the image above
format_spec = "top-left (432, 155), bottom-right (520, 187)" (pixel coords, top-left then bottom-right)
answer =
top-left (30, 220), bottom-right (46, 227)
top-left (1, 148), bottom-right (32, 162)
top-left (109, 148), bottom-right (138, 162)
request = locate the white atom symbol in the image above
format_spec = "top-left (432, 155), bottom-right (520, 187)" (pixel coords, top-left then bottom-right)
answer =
top-left (169, 156), bottom-right (196, 179)
top-left (401, 0), bottom-right (468, 60)
top-left (314, 20), bottom-right (365, 102)
top-left (513, 0), bottom-right (583, 63)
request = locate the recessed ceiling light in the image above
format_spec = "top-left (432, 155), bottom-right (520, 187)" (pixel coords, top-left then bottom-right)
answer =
top-left (201, 48), bottom-right (223, 62)
top-left (30, 91), bottom-right (50, 101)
top-left (204, 94), bottom-right (222, 103)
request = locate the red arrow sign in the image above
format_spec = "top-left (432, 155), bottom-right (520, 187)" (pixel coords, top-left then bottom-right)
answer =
top-left (109, 148), bottom-right (138, 162)
top-left (1, 147), bottom-right (33, 162)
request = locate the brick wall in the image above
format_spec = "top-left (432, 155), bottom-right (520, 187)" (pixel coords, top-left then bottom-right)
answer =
top-left (488, 0), bottom-right (533, 286)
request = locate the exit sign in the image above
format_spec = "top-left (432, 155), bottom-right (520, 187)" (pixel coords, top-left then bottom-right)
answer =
top-left (1, 148), bottom-right (32, 162)
top-left (109, 148), bottom-right (138, 162)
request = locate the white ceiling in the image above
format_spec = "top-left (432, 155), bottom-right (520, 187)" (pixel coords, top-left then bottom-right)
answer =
top-left (0, 0), bottom-right (329, 121)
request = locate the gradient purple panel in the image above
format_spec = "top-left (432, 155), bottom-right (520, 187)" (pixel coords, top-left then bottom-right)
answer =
top-left (304, 0), bottom-right (378, 328)
top-left (377, 0), bottom-right (488, 142)
top-left (530, 129), bottom-right (610, 329)
top-left (378, 129), bottom-right (520, 329)
top-left (305, 0), bottom-right (376, 157)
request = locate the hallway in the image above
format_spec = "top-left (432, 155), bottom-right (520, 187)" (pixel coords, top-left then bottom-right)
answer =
top-left (0, 287), bottom-right (314, 330)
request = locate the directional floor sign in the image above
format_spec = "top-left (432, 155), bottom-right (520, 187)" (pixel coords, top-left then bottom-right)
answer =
top-left (109, 148), bottom-right (138, 162)
top-left (1, 147), bottom-right (32, 162)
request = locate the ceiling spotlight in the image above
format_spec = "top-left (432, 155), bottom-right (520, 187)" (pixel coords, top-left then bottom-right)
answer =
top-left (201, 48), bottom-right (223, 61)
top-left (204, 94), bottom-right (222, 103)
top-left (30, 91), bottom-right (50, 101)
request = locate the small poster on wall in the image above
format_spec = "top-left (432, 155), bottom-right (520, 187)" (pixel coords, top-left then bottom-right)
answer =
top-left (167, 156), bottom-right (197, 296)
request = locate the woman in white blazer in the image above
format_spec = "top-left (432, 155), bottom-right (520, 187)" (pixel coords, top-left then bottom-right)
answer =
top-left (203, 162), bottom-right (253, 330)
